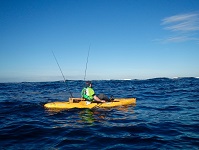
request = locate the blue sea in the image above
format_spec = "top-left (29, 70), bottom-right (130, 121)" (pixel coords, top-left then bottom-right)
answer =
top-left (0, 78), bottom-right (198, 150)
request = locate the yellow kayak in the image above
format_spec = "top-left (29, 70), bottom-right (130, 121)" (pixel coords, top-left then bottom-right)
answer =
top-left (44, 98), bottom-right (136, 109)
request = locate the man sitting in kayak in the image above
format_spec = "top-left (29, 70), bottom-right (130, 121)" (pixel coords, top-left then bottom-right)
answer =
top-left (81, 81), bottom-right (110, 103)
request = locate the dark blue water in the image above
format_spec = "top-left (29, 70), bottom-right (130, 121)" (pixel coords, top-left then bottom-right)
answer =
top-left (0, 78), bottom-right (198, 149)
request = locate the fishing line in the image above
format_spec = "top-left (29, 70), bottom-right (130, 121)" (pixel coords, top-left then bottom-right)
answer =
top-left (52, 51), bottom-right (73, 98)
top-left (84, 44), bottom-right (91, 81)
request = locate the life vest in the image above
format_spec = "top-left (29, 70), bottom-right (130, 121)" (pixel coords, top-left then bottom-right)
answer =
top-left (81, 87), bottom-right (95, 101)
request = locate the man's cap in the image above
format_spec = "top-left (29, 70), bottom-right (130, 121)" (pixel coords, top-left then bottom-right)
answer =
top-left (85, 81), bottom-right (92, 87)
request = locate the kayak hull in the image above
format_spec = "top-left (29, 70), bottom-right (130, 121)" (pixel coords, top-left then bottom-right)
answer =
top-left (44, 98), bottom-right (136, 109)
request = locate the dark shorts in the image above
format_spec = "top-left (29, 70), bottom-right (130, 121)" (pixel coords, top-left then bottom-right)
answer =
top-left (98, 94), bottom-right (110, 101)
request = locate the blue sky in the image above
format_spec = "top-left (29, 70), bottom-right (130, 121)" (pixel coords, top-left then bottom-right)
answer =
top-left (0, 0), bottom-right (199, 82)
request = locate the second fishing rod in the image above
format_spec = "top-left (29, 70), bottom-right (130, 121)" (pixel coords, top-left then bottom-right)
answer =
top-left (52, 51), bottom-right (73, 98)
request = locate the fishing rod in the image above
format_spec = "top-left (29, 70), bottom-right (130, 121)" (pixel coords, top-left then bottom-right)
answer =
top-left (52, 51), bottom-right (73, 98)
top-left (84, 44), bottom-right (91, 81)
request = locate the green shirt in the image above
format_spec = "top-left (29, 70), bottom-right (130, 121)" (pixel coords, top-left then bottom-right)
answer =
top-left (81, 87), bottom-right (95, 101)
